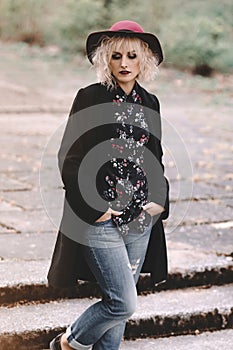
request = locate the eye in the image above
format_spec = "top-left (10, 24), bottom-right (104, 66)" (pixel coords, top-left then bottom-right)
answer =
top-left (128, 53), bottom-right (137, 59)
top-left (111, 53), bottom-right (121, 60)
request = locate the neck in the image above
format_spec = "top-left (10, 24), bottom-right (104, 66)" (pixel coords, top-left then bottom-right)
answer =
top-left (117, 80), bottom-right (136, 95)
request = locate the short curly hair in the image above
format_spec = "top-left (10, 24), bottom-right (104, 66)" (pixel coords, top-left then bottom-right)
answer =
top-left (91, 36), bottom-right (159, 90)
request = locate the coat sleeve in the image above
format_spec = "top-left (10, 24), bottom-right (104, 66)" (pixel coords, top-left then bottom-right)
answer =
top-left (141, 95), bottom-right (169, 286)
top-left (146, 95), bottom-right (169, 220)
top-left (58, 88), bottom-right (109, 224)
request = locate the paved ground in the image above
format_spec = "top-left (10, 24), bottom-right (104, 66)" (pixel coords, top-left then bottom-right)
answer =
top-left (1, 284), bottom-right (233, 349)
top-left (120, 329), bottom-right (233, 350)
top-left (1, 284), bottom-right (232, 334)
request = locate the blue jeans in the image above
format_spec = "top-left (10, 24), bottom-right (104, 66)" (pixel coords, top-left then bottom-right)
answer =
top-left (66, 218), bottom-right (152, 350)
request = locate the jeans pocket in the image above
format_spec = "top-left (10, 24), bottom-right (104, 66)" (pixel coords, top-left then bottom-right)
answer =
top-left (93, 218), bottom-right (113, 226)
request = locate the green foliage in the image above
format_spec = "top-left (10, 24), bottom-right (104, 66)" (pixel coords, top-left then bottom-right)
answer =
top-left (0, 0), bottom-right (49, 45)
top-left (48, 0), bottom-right (166, 53)
top-left (160, 0), bottom-right (233, 73)
top-left (48, 0), bottom-right (105, 53)
top-left (103, 0), bottom-right (167, 33)
top-left (0, 0), bottom-right (232, 73)
top-left (162, 17), bottom-right (222, 68)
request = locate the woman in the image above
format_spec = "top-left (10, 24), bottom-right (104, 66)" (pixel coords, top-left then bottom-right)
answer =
top-left (48, 20), bottom-right (169, 350)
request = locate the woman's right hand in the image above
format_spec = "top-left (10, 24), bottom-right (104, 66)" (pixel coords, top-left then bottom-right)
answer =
top-left (95, 207), bottom-right (123, 222)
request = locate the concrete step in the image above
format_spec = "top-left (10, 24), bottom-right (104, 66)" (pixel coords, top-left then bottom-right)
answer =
top-left (0, 224), bottom-right (232, 304)
top-left (41, 329), bottom-right (233, 350)
top-left (0, 257), bottom-right (232, 306)
top-left (119, 329), bottom-right (233, 350)
top-left (0, 221), bottom-right (232, 305)
top-left (0, 284), bottom-right (232, 349)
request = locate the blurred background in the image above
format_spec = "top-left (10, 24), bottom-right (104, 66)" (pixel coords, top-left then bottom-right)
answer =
top-left (0, 0), bottom-right (232, 75)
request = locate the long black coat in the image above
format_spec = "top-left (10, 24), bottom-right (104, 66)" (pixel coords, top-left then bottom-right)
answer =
top-left (47, 82), bottom-right (169, 288)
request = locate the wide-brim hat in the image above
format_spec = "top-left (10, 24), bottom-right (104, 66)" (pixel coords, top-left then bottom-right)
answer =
top-left (86, 20), bottom-right (163, 65)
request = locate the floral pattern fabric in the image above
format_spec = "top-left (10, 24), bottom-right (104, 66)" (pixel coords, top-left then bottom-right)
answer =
top-left (101, 84), bottom-right (152, 234)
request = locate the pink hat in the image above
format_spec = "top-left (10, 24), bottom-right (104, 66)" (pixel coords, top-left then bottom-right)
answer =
top-left (86, 20), bottom-right (163, 65)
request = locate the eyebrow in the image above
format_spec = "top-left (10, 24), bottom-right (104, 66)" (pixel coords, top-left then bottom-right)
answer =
top-left (112, 50), bottom-right (136, 54)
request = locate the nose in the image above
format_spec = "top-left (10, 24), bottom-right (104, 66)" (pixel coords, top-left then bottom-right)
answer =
top-left (121, 55), bottom-right (128, 69)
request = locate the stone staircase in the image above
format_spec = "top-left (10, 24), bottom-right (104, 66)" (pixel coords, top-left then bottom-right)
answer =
top-left (0, 247), bottom-right (232, 349)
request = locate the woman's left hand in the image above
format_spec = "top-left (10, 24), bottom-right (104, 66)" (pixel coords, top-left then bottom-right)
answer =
top-left (142, 202), bottom-right (165, 217)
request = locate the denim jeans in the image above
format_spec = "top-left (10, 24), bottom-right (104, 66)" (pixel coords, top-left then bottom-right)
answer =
top-left (66, 218), bottom-right (152, 350)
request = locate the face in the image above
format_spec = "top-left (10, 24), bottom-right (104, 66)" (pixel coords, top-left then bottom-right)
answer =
top-left (109, 48), bottom-right (140, 93)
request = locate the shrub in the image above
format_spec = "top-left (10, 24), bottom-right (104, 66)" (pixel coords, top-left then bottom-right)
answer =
top-left (47, 0), bottom-right (105, 53)
top-left (0, 0), bottom-right (49, 45)
top-left (159, 0), bottom-right (233, 74)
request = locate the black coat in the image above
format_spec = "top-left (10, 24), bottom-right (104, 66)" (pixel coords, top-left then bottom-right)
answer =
top-left (47, 82), bottom-right (169, 288)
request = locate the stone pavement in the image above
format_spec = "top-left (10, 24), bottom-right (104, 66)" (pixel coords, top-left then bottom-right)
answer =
top-left (119, 330), bottom-right (233, 350)
top-left (0, 60), bottom-right (232, 349)
top-left (0, 284), bottom-right (233, 349)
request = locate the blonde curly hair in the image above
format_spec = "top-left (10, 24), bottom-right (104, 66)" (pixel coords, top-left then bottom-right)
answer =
top-left (91, 36), bottom-right (159, 89)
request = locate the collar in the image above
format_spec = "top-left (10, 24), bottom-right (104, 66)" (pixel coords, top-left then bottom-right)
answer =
top-left (114, 81), bottom-right (142, 104)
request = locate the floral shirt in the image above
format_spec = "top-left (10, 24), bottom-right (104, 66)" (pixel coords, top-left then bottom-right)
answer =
top-left (100, 84), bottom-right (152, 234)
